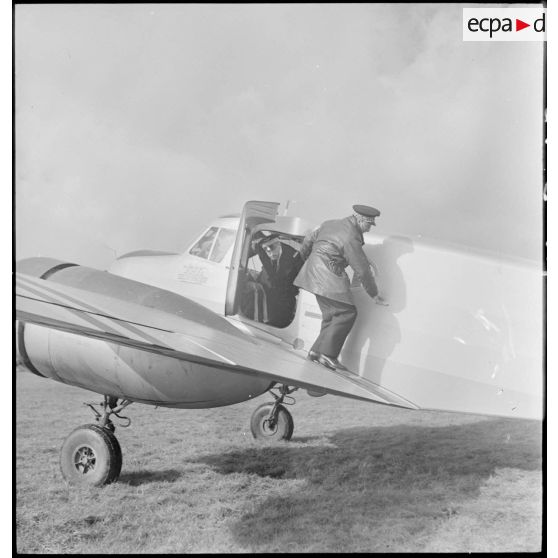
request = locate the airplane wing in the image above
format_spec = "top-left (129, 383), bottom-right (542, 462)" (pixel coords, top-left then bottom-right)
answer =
top-left (16, 272), bottom-right (418, 410)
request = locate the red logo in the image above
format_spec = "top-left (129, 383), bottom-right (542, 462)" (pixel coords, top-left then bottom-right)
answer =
top-left (516, 19), bottom-right (530, 32)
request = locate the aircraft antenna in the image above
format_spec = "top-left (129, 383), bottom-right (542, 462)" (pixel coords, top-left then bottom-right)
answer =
top-left (283, 200), bottom-right (295, 216)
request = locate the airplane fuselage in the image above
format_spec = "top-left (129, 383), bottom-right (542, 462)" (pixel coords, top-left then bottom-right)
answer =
top-left (17, 206), bottom-right (544, 420)
top-left (108, 214), bottom-right (544, 420)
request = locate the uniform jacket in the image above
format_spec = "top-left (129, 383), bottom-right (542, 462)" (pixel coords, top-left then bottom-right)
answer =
top-left (294, 216), bottom-right (378, 305)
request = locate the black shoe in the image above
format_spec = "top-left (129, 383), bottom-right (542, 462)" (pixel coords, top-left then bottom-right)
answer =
top-left (317, 354), bottom-right (337, 370)
top-left (308, 351), bottom-right (336, 370)
top-left (307, 350), bottom-right (320, 362)
top-left (330, 358), bottom-right (349, 371)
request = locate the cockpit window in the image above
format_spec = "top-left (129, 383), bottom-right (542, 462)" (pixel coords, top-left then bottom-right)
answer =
top-left (189, 227), bottom-right (218, 260)
top-left (209, 228), bottom-right (236, 263)
top-left (189, 227), bottom-right (236, 262)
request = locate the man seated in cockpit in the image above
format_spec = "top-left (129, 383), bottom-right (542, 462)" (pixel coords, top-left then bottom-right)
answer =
top-left (242, 233), bottom-right (303, 328)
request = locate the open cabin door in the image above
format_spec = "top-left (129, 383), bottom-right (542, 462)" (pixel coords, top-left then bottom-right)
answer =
top-left (224, 201), bottom-right (280, 316)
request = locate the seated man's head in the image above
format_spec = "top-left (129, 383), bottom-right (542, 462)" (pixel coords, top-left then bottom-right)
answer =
top-left (261, 235), bottom-right (282, 262)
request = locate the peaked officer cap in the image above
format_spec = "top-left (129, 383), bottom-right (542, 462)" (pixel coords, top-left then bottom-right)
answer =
top-left (352, 204), bottom-right (381, 225)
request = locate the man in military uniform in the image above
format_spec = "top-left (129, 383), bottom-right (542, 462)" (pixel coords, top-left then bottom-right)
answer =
top-left (294, 205), bottom-right (387, 370)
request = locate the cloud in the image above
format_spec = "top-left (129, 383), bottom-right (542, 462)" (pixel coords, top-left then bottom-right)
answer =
top-left (16, 4), bottom-right (544, 266)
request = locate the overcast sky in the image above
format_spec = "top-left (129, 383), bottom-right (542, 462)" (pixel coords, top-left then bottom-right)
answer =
top-left (15, 3), bottom-right (544, 268)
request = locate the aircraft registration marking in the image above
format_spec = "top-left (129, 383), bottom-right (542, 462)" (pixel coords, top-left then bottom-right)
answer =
top-left (177, 265), bottom-right (208, 285)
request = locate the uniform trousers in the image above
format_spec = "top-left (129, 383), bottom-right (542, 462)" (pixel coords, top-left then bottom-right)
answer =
top-left (311, 295), bottom-right (357, 358)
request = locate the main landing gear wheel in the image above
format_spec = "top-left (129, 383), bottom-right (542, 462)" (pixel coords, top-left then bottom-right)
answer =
top-left (60, 424), bottom-right (122, 486)
top-left (59, 395), bottom-right (132, 487)
top-left (251, 403), bottom-right (294, 441)
top-left (250, 384), bottom-right (297, 441)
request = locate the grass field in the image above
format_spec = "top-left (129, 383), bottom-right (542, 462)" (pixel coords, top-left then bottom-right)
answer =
top-left (16, 368), bottom-right (542, 553)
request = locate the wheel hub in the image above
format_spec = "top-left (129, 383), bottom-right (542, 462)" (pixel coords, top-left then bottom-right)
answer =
top-left (262, 418), bottom-right (278, 434)
top-left (74, 445), bottom-right (96, 474)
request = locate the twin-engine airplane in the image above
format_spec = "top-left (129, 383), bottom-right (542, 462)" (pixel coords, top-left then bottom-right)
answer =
top-left (16, 201), bottom-right (543, 487)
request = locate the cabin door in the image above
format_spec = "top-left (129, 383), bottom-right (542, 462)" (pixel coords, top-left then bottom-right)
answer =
top-left (224, 201), bottom-right (280, 317)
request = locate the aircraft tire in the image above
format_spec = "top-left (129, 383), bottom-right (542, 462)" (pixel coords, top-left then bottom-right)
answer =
top-left (60, 424), bottom-right (123, 487)
top-left (250, 403), bottom-right (294, 441)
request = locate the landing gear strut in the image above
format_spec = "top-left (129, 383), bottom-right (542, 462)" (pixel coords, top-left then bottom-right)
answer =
top-left (250, 385), bottom-right (297, 441)
top-left (59, 396), bottom-right (132, 487)
top-left (84, 396), bottom-right (132, 432)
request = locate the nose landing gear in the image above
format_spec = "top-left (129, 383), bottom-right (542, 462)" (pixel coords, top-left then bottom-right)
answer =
top-left (59, 396), bottom-right (132, 487)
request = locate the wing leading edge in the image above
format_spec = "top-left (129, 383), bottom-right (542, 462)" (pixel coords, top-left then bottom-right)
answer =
top-left (16, 272), bottom-right (418, 410)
